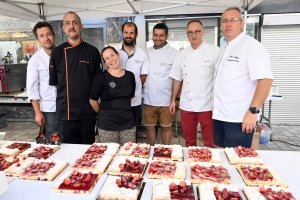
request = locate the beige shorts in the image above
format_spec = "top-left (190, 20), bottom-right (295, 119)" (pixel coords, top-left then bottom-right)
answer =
top-left (142, 105), bottom-right (173, 127)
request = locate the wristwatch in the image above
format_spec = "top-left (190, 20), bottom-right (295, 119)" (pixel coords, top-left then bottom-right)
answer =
top-left (249, 107), bottom-right (260, 114)
top-left (175, 98), bottom-right (180, 102)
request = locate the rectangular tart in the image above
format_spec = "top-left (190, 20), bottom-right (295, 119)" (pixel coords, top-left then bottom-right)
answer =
top-left (147, 160), bottom-right (185, 180)
top-left (187, 147), bottom-right (222, 163)
top-left (225, 147), bottom-right (264, 165)
top-left (153, 144), bottom-right (183, 161)
top-left (108, 156), bottom-right (148, 176)
top-left (119, 142), bottom-right (150, 158)
top-left (236, 164), bottom-right (288, 187)
top-left (189, 162), bottom-right (231, 184)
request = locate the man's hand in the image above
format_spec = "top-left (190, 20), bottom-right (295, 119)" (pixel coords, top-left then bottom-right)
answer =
top-left (242, 111), bottom-right (257, 133)
top-left (169, 101), bottom-right (177, 114)
top-left (35, 112), bottom-right (45, 126)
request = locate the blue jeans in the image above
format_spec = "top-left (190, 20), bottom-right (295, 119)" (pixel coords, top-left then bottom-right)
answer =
top-left (214, 120), bottom-right (254, 148)
top-left (42, 112), bottom-right (58, 137)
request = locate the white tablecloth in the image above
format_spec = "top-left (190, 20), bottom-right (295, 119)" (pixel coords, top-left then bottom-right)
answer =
top-left (0, 144), bottom-right (299, 200)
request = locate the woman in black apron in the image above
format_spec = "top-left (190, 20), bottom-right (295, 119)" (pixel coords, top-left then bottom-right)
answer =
top-left (90, 46), bottom-right (136, 146)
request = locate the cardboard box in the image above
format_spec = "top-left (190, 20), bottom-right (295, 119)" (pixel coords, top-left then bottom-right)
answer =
top-left (251, 125), bottom-right (261, 150)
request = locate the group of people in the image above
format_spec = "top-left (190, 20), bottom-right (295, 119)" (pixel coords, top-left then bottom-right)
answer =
top-left (26, 6), bottom-right (273, 148)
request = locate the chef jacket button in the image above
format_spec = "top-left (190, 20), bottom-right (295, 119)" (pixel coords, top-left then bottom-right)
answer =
top-left (187, 82), bottom-right (189, 84)
top-left (190, 99), bottom-right (191, 101)
top-left (188, 91), bottom-right (190, 92)
top-left (185, 74), bottom-right (187, 75)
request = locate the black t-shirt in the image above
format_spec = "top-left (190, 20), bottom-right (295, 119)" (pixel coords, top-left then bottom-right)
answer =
top-left (49, 40), bottom-right (103, 120)
top-left (90, 70), bottom-right (136, 131)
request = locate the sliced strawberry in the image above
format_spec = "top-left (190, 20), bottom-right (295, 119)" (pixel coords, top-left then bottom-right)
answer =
top-left (150, 166), bottom-right (158, 172)
top-left (71, 170), bottom-right (79, 176)
top-left (116, 179), bottom-right (122, 186)
top-left (63, 178), bottom-right (71, 185)
top-left (124, 145), bottom-right (130, 150)
top-left (2, 162), bottom-right (11, 169)
top-left (99, 146), bottom-right (107, 151)
top-left (179, 181), bottom-right (187, 188)
top-left (13, 157), bottom-right (19, 163)
top-left (127, 183), bottom-right (133, 188)
top-left (83, 175), bottom-right (92, 183)
top-left (119, 163), bottom-right (125, 169)
top-left (259, 187), bottom-right (267, 194)
top-left (89, 147), bottom-right (95, 152)
top-left (133, 175), bottom-right (140, 181)
top-left (73, 183), bottom-right (82, 188)
top-left (163, 150), bottom-right (169, 155)
top-left (171, 190), bottom-right (179, 195)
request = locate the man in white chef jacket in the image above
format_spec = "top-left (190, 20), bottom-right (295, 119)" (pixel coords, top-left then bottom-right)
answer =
top-left (26, 22), bottom-right (57, 136)
top-left (213, 7), bottom-right (273, 148)
top-left (143, 23), bottom-right (178, 146)
top-left (169, 20), bottom-right (220, 147)
top-left (114, 22), bottom-right (149, 141)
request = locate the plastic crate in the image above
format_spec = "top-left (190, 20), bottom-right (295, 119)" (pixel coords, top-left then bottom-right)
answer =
top-left (0, 113), bottom-right (7, 128)
top-left (258, 123), bottom-right (272, 144)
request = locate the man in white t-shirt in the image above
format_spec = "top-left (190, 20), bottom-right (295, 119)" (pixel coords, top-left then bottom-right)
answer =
top-left (26, 22), bottom-right (57, 136)
top-left (169, 20), bottom-right (220, 147)
top-left (143, 23), bottom-right (178, 146)
top-left (213, 7), bottom-right (273, 148)
top-left (114, 22), bottom-right (149, 141)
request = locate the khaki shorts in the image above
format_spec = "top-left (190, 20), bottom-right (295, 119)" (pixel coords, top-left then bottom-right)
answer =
top-left (142, 105), bottom-right (173, 127)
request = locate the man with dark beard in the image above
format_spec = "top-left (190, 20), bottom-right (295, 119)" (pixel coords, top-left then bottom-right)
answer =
top-left (114, 22), bottom-right (149, 141)
top-left (49, 11), bottom-right (103, 144)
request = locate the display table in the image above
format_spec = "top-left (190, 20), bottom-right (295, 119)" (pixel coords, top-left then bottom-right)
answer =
top-left (1, 143), bottom-right (299, 200)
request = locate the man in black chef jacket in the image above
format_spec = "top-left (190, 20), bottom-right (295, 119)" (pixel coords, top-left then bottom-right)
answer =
top-left (49, 11), bottom-right (103, 144)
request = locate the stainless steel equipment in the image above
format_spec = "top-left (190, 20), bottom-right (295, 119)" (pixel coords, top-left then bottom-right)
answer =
top-left (0, 63), bottom-right (27, 93)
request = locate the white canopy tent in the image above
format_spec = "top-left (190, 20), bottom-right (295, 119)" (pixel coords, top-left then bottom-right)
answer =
top-left (0, 0), bottom-right (262, 22)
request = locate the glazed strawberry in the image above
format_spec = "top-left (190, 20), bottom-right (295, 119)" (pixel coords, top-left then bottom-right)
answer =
top-left (89, 147), bottom-right (95, 152)
top-left (171, 190), bottom-right (179, 195)
top-left (127, 183), bottom-right (133, 188)
top-left (119, 163), bottom-right (125, 169)
top-left (116, 179), bottom-right (122, 187)
top-left (13, 157), bottom-right (19, 163)
top-left (163, 151), bottom-right (169, 155)
top-left (63, 178), bottom-right (71, 185)
top-left (73, 183), bottom-right (82, 188)
top-left (179, 181), bottom-right (187, 188)
top-left (124, 145), bottom-right (130, 150)
top-left (99, 146), bottom-right (107, 151)
top-left (83, 175), bottom-right (92, 183)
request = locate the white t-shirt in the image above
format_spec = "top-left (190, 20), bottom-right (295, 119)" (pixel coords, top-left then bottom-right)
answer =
top-left (114, 43), bottom-right (149, 107)
top-left (144, 44), bottom-right (178, 106)
top-left (169, 42), bottom-right (221, 112)
top-left (26, 48), bottom-right (57, 112)
top-left (213, 32), bottom-right (273, 122)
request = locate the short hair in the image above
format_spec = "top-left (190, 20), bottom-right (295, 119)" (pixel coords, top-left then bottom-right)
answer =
top-left (63, 11), bottom-right (82, 24)
top-left (122, 22), bottom-right (138, 34)
top-left (32, 21), bottom-right (55, 39)
top-left (187, 19), bottom-right (203, 28)
top-left (222, 6), bottom-right (244, 20)
top-left (101, 46), bottom-right (118, 63)
top-left (153, 23), bottom-right (168, 35)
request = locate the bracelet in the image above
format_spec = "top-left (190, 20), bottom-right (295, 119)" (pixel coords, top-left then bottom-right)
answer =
top-left (175, 98), bottom-right (180, 102)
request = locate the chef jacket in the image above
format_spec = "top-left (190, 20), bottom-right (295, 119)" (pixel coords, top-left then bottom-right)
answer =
top-left (49, 40), bottom-right (102, 120)
top-left (144, 43), bottom-right (178, 106)
top-left (213, 32), bottom-right (273, 122)
top-left (114, 43), bottom-right (149, 107)
top-left (169, 42), bottom-right (221, 112)
top-left (27, 48), bottom-right (56, 112)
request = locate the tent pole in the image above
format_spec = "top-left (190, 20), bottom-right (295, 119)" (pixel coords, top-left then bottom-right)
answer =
top-left (243, 0), bottom-right (248, 32)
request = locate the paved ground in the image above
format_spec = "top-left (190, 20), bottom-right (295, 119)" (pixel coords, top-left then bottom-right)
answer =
top-left (1, 120), bottom-right (300, 151)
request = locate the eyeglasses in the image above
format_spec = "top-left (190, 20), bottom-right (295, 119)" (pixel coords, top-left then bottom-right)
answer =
top-left (222, 18), bottom-right (242, 24)
top-left (186, 30), bottom-right (202, 36)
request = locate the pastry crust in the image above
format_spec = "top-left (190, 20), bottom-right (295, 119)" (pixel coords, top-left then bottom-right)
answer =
top-left (51, 170), bottom-right (101, 194)
top-left (0, 147), bottom-right (20, 156)
top-left (225, 147), bottom-right (264, 165)
top-left (153, 144), bottom-right (183, 161)
top-left (19, 160), bottom-right (68, 181)
top-left (243, 186), bottom-right (296, 200)
top-left (98, 175), bottom-right (143, 200)
top-left (5, 157), bottom-right (36, 176)
top-left (187, 147), bottom-right (222, 163)
top-left (19, 144), bottom-right (60, 159)
top-left (147, 161), bottom-right (185, 180)
top-left (108, 156), bottom-right (148, 176)
top-left (189, 162), bottom-right (231, 184)
top-left (1, 141), bottom-right (31, 153)
top-left (152, 179), bottom-right (193, 200)
top-left (119, 142), bottom-right (150, 158)
top-left (71, 154), bottom-right (113, 174)
top-left (198, 182), bottom-right (241, 200)
top-left (236, 164), bottom-right (288, 187)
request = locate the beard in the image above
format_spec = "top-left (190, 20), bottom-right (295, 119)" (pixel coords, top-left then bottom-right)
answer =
top-left (123, 37), bottom-right (136, 46)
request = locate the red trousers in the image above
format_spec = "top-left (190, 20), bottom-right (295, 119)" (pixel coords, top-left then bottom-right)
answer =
top-left (180, 110), bottom-right (215, 147)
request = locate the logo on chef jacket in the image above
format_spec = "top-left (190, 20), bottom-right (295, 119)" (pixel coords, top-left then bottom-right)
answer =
top-left (109, 82), bottom-right (116, 88)
top-left (160, 62), bottom-right (168, 67)
top-left (227, 56), bottom-right (239, 62)
top-left (134, 60), bottom-right (142, 64)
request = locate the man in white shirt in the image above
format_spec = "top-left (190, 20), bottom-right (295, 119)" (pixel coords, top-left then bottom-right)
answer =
top-left (114, 22), bottom-right (149, 141)
top-left (213, 7), bottom-right (273, 148)
top-left (143, 23), bottom-right (178, 146)
top-left (26, 22), bottom-right (57, 136)
top-left (169, 20), bottom-right (220, 147)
